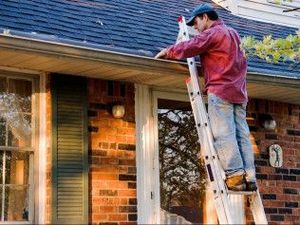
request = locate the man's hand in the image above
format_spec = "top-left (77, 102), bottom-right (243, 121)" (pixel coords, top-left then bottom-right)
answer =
top-left (155, 48), bottom-right (168, 59)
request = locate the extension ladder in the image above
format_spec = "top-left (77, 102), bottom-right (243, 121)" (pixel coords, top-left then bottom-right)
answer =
top-left (176, 16), bottom-right (268, 224)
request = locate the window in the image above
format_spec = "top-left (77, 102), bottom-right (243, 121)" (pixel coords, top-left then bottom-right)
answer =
top-left (0, 75), bottom-right (34, 222)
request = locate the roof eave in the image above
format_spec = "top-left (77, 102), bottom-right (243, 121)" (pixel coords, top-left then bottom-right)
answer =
top-left (1, 33), bottom-right (300, 84)
top-left (1, 34), bottom-right (300, 105)
top-left (0, 33), bottom-right (191, 88)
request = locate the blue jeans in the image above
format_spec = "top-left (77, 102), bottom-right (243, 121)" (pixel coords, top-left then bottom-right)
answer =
top-left (208, 93), bottom-right (256, 182)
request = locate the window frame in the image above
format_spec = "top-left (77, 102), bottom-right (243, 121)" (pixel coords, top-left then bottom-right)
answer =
top-left (0, 71), bottom-right (39, 224)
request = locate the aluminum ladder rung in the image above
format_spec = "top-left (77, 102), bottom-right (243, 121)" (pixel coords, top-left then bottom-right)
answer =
top-left (228, 190), bottom-right (256, 195)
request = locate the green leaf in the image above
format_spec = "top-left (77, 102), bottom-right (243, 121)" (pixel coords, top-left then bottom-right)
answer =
top-left (242, 32), bottom-right (300, 65)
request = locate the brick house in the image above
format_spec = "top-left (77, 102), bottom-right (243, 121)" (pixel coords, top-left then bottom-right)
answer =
top-left (0, 0), bottom-right (299, 224)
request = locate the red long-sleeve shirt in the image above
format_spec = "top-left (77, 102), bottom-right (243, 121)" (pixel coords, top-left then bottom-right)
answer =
top-left (166, 20), bottom-right (248, 104)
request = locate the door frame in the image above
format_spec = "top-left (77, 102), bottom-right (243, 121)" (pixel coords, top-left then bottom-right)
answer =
top-left (136, 85), bottom-right (245, 224)
top-left (152, 90), bottom-right (190, 224)
top-left (135, 84), bottom-right (190, 224)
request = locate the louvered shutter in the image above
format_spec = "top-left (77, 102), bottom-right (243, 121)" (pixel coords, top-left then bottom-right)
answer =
top-left (52, 75), bottom-right (88, 224)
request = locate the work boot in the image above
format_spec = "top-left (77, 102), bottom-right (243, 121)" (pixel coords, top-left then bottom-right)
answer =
top-left (246, 181), bottom-right (257, 192)
top-left (225, 174), bottom-right (246, 191)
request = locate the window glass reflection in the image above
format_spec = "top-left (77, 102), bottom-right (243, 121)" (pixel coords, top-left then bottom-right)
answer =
top-left (3, 186), bottom-right (29, 221)
top-left (158, 99), bottom-right (206, 224)
top-left (0, 78), bottom-right (32, 148)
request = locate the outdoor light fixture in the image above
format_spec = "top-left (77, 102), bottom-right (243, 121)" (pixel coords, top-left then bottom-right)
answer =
top-left (112, 104), bottom-right (125, 119)
top-left (259, 114), bottom-right (276, 130)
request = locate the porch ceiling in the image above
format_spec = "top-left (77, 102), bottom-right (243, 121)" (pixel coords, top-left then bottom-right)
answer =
top-left (0, 35), bottom-right (300, 105)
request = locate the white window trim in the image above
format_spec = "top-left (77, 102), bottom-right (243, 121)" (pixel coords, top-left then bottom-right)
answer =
top-left (136, 85), bottom-right (245, 224)
top-left (37, 73), bottom-right (47, 224)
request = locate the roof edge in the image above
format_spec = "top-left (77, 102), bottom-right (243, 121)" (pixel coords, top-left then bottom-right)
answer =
top-left (0, 30), bottom-right (299, 88)
top-left (247, 71), bottom-right (300, 88)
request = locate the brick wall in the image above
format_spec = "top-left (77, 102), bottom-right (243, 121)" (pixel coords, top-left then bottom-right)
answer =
top-left (45, 77), bottom-right (299, 224)
top-left (88, 79), bottom-right (137, 225)
top-left (246, 98), bottom-right (300, 225)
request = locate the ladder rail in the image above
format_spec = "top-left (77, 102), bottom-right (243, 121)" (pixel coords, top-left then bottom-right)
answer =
top-left (250, 191), bottom-right (268, 223)
top-left (187, 78), bottom-right (234, 224)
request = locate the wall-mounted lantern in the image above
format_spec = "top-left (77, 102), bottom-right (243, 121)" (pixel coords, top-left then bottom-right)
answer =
top-left (112, 104), bottom-right (125, 119)
top-left (259, 114), bottom-right (276, 130)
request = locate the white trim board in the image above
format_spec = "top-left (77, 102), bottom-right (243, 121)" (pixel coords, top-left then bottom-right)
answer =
top-left (135, 84), bottom-right (155, 224)
top-left (38, 73), bottom-right (47, 224)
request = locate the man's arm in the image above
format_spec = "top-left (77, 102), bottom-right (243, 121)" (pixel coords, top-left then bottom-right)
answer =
top-left (155, 30), bottom-right (215, 59)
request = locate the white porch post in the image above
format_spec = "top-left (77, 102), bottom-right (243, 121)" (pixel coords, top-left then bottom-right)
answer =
top-left (135, 84), bottom-right (156, 224)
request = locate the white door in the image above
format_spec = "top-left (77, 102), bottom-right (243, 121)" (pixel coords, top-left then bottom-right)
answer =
top-left (152, 91), bottom-right (206, 224)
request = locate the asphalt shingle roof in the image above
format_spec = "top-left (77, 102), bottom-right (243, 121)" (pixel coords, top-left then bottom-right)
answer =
top-left (0, 0), bottom-right (299, 78)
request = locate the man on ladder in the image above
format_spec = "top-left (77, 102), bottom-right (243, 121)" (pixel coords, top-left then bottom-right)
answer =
top-left (155, 3), bottom-right (257, 192)
top-left (155, 4), bottom-right (268, 224)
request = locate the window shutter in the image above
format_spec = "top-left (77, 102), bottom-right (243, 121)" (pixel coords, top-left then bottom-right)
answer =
top-left (52, 75), bottom-right (88, 224)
